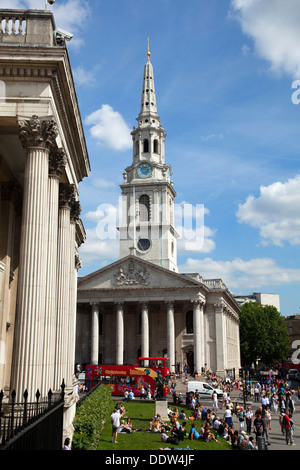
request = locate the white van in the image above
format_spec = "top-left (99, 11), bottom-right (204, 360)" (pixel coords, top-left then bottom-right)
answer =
top-left (289, 369), bottom-right (298, 378)
top-left (187, 381), bottom-right (223, 398)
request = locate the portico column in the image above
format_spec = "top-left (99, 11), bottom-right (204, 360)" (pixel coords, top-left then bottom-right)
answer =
top-left (66, 201), bottom-right (81, 390)
top-left (11, 115), bottom-right (58, 401)
top-left (42, 148), bottom-right (66, 395)
top-left (91, 303), bottom-right (100, 364)
top-left (192, 299), bottom-right (205, 374)
top-left (166, 301), bottom-right (175, 373)
top-left (141, 301), bottom-right (149, 359)
top-left (215, 302), bottom-right (226, 376)
top-left (54, 183), bottom-right (76, 391)
top-left (116, 302), bottom-right (124, 365)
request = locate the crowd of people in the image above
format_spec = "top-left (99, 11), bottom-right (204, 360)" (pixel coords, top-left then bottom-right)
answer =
top-left (181, 374), bottom-right (299, 449)
top-left (108, 372), bottom-right (299, 449)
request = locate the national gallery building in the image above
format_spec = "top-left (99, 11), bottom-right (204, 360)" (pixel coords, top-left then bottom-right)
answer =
top-left (76, 45), bottom-right (241, 378)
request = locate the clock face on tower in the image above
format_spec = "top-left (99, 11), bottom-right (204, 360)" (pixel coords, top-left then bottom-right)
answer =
top-left (137, 163), bottom-right (152, 179)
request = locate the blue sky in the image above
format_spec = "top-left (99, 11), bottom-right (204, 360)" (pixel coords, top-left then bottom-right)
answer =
top-left (3, 0), bottom-right (300, 316)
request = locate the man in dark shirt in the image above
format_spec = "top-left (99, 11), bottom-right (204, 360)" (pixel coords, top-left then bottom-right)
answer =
top-left (253, 413), bottom-right (264, 440)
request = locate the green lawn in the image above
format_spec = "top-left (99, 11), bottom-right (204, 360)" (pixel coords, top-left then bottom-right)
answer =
top-left (97, 400), bottom-right (232, 451)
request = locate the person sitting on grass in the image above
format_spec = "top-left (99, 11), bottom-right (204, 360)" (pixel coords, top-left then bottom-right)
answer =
top-left (203, 423), bottom-right (218, 442)
top-left (189, 423), bottom-right (201, 440)
top-left (119, 419), bottom-right (136, 434)
top-left (148, 417), bottom-right (162, 433)
top-left (161, 428), bottom-right (179, 445)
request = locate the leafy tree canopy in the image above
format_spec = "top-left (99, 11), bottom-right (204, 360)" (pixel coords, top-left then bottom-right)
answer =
top-left (239, 302), bottom-right (290, 368)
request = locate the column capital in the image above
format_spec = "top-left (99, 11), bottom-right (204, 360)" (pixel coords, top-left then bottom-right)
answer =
top-left (75, 251), bottom-right (82, 272)
top-left (90, 302), bottom-right (99, 308)
top-left (18, 115), bottom-right (58, 151)
top-left (49, 148), bottom-right (67, 178)
top-left (70, 200), bottom-right (81, 222)
top-left (191, 298), bottom-right (205, 309)
top-left (59, 183), bottom-right (76, 210)
top-left (214, 301), bottom-right (225, 313)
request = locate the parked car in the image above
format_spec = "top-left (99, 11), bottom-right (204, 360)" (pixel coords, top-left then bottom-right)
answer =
top-left (187, 381), bottom-right (223, 398)
top-left (289, 369), bottom-right (298, 378)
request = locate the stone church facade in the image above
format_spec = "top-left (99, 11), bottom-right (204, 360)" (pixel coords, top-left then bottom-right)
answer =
top-left (76, 44), bottom-right (241, 378)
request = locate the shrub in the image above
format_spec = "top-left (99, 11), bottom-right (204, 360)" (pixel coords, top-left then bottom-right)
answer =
top-left (72, 385), bottom-right (112, 450)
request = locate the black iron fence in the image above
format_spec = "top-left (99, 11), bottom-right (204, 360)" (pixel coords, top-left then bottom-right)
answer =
top-left (0, 380), bottom-right (65, 450)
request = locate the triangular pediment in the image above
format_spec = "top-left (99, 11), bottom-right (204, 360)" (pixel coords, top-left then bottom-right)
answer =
top-left (78, 255), bottom-right (203, 292)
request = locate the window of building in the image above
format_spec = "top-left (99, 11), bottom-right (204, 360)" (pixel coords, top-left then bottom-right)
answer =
top-left (139, 194), bottom-right (150, 221)
top-left (186, 310), bottom-right (193, 334)
top-left (143, 139), bottom-right (149, 153)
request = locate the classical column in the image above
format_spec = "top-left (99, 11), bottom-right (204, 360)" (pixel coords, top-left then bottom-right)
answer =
top-left (166, 301), bottom-right (175, 373)
top-left (54, 183), bottom-right (76, 391)
top-left (42, 148), bottom-right (66, 395)
top-left (214, 302), bottom-right (226, 376)
top-left (141, 302), bottom-right (149, 360)
top-left (116, 302), bottom-right (124, 365)
top-left (91, 303), bottom-right (100, 365)
top-left (0, 183), bottom-right (22, 390)
top-left (66, 200), bottom-right (81, 390)
top-left (192, 299), bottom-right (205, 374)
top-left (11, 115), bottom-right (58, 401)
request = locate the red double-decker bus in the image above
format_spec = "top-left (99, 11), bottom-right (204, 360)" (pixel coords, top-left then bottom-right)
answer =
top-left (85, 357), bottom-right (170, 397)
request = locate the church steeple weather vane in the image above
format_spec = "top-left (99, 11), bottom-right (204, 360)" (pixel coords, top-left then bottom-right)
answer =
top-left (147, 37), bottom-right (151, 62)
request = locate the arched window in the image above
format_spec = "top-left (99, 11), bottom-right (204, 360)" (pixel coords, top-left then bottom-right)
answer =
top-left (139, 194), bottom-right (150, 221)
top-left (186, 310), bottom-right (193, 334)
top-left (153, 139), bottom-right (158, 153)
top-left (143, 139), bottom-right (149, 153)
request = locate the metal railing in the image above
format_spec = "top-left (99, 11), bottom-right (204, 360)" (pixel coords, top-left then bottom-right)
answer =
top-left (0, 380), bottom-right (65, 450)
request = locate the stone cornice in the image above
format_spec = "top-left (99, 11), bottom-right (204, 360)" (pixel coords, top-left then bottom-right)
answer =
top-left (0, 48), bottom-right (90, 182)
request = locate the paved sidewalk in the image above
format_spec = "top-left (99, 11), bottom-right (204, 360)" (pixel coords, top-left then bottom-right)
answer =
top-left (173, 377), bottom-right (299, 451)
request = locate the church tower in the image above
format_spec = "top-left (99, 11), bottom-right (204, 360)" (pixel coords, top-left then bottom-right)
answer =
top-left (119, 40), bottom-right (178, 272)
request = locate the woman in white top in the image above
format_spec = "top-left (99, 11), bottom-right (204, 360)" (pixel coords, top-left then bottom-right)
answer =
top-left (224, 405), bottom-right (232, 427)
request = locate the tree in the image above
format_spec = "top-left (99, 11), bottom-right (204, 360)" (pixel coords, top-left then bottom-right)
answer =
top-left (239, 302), bottom-right (290, 368)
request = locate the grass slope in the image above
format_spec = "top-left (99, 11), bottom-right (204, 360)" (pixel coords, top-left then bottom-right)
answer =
top-left (97, 400), bottom-right (232, 451)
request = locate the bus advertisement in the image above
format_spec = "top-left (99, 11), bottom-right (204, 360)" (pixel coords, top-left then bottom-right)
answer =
top-left (85, 357), bottom-right (170, 397)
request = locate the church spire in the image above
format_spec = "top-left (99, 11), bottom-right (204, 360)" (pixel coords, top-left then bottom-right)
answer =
top-left (138, 38), bottom-right (159, 123)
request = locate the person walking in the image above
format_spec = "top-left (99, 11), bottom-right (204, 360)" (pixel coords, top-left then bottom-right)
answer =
top-left (253, 413), bottom-right (264, 442)
top-left (212, 390), bottom-right (219, 411)
top-left (110, 408), bottom-right (121, 443)
top-left (282, 412), bottom-right (295, 446)
top-left (245, 406), bottom-right (253, 435)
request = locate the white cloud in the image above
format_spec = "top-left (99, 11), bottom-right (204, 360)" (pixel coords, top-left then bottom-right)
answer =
top-left (230, 0), bottom-right (300, 78)
top-left (200, 134), bottom-right (224, 142)
top-left (79, 228), bottom-right (119, 265)
top-left (85, 105), bottom-right (132, 151)
top-left (179, 256), bottom-right (300, 290)
top-left (73, 65), bottom-right (96, 87)
top-left (236, 175), bottom-right (300, 246)
top-left (174, 202), bottom-right (216, 254)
